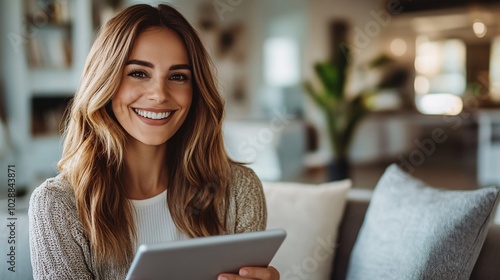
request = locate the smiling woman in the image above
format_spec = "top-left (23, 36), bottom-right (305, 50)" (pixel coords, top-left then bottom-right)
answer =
top-left (27, 3), bottom-right (277, 280)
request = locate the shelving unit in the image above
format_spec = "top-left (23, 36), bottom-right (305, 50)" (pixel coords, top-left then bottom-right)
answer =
top-left (0, 0), bottom-right (93, 189)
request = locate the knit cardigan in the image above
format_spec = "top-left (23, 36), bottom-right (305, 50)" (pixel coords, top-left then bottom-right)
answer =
top-left (28, 164), bottom-right (267, 279)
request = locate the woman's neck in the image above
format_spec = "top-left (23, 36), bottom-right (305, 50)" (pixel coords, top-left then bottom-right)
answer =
top-left (123, 138), bottom-right (168, 200)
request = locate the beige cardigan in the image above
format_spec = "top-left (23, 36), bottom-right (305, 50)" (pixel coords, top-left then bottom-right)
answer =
top-left (28, 164), bottom-right (267, 279)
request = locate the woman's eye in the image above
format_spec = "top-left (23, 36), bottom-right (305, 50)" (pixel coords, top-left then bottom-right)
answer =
top-left (127, 70), bottom-right (148, 79)
top-left (170, 73), bottom-right (189, 81)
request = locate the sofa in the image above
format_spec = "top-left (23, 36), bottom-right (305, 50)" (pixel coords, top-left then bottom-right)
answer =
top-left (332, 189), bottom-right (500, 280)
top-left (1, 164), bottom-right (499, 280)
top-left (263, 164), bottom-right (500, 280)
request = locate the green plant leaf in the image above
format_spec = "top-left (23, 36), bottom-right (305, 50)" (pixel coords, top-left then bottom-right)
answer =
top-left (340, 94), bottom-right (369, 152)
top-left (303, 81), bottom-right (330, 111)
top-left (303, 48), bottom-right (394, 159)
top-left (369, 53), bottom-right (394, 68)
top-left (314, 62), bottom-right (342, 100)
top-left (334, 46), bottom-right (349, 96)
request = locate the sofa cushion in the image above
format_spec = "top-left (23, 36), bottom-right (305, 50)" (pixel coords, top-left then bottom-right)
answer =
top-left (346, 164), bottom-right (500, 280)
top-left (262, 179), bottom-right (351, 280)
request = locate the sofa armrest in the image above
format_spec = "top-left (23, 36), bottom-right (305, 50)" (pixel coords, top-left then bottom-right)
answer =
top-left (470, 224), bottom-right (500, 280)
top-left (331, 189), bottom-right (372, 280)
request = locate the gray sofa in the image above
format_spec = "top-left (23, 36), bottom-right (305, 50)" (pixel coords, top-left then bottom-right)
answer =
top-left (332, 190), bottom-right (500, 280)
top-left (2, 183), bottom-right (498, 280)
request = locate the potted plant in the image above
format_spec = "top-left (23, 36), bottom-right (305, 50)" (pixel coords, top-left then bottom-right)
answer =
top-left (304, 45), bottom-right (394, 180)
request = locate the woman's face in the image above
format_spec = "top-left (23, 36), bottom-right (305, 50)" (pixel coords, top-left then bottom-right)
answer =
top-left (112, 27), bottom-right (193, 146)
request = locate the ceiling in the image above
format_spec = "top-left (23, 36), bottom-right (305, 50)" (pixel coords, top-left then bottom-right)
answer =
top-left (389, 3), bottom-right (500, 43)
top-left (391, 0), bottom-right (500, 13)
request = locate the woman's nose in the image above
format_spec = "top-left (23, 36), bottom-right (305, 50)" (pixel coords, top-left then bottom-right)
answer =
top-left (147, 78), bottom-right (168, 104)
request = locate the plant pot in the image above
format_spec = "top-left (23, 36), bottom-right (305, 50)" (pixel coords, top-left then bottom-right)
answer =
top-left (327, 157), bottom-right (349, 181)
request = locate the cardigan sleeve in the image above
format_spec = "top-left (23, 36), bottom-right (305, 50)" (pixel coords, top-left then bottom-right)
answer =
top-left (28, 179), bottom-right (94, 280)
top-left (229, 164), bottom-right (267, 233)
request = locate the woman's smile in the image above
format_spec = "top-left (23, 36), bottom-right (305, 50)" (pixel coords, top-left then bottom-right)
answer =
top-left (133, 108), bottom-right (173, 120)
top-left (132, 108), bottom-right (177, 126)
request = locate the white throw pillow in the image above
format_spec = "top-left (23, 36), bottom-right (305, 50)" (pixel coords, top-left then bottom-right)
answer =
top-left (262, 180), bottom-right (351, 280)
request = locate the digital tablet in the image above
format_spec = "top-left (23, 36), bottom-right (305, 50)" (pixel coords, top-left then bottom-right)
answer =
top-left (125, 229), bottom-right (286, 280)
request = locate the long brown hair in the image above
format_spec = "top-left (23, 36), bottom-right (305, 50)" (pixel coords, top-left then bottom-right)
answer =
top-left (58, 4), bottom-right (232, 265)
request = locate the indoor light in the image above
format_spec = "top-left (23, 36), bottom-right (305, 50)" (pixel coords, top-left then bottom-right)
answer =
top-left (473, 20), bottom-right (487, 38)
top-left (490, 37), bottom-right (500, 101)
top-left (414, 41), bottom-right (441, 75)
top-left (414, 38), bottom-right (466, 115)
top-left (414, 75), bottom-right (430, 95)
top-left (416, 93), bottom-right (463, 115)
top-left (390, 38), bottom-right (407, 57)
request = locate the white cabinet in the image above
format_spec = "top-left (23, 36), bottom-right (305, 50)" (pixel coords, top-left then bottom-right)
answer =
top-left (223, 119), bottom-right (306, 182)
top-left (477, 109), bottom-right (500, 186)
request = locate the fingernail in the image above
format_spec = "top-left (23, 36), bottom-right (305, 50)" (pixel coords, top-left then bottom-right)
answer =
top-left (240, 269), bottom-right (249, 276)
top-left (218, 276), bottom-right (228, 280)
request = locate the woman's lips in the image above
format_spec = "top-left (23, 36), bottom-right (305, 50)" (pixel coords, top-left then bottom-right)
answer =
top-left (132, 108), bottom-right (176, 125)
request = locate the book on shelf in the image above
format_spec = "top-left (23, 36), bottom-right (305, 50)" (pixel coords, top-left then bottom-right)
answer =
top-left (26, 27), bottom-right (72, 69)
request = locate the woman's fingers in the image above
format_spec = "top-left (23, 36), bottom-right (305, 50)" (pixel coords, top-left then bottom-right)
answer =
top-left (218, 266), bottom-right (279, 280)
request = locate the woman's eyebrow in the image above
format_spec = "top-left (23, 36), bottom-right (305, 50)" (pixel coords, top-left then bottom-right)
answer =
top-left (169, 64), bottom-right (191, 71)
top-left (125, 59), bottom-right (154, 68)
top-left (124, 60), bottom-right (191, 71)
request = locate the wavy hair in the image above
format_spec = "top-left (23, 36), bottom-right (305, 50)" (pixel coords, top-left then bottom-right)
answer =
top-left (58, 4), bottom-right (232, 265)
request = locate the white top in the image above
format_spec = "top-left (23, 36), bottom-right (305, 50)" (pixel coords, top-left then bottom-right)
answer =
top-left (130, 190), bottom-right (187, 251)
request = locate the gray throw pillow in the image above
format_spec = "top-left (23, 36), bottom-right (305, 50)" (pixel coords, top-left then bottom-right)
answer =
top-left (346, 164), bottom-right (500, 280)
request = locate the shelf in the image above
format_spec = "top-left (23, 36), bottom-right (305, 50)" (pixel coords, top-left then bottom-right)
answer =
top-left (24, 0), bottom-right (73, 69)
top-left (31, 134), bottom-right (63, 143)
top-left (24, 0), bottom-right (71, 26)
top-left (31, 95), bottom-right (72, 137)
top-left (29, 69), bottom-right (77, 94)
top-left (26, 26), bottom-right (72, 69)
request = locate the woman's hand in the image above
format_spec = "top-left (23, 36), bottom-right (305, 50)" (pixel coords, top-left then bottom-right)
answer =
top-left (218, 266), bottom-right (279, 280)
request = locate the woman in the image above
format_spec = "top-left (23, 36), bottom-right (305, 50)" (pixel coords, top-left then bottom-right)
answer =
top-left (28, 3), bottom-right (278, 280)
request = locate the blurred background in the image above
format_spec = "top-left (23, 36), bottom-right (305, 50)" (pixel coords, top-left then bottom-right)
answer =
top-left (2, 0), bottom-right (500, 197)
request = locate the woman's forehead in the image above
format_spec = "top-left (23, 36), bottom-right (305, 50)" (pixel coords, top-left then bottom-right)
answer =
top-left (127, 27), bottom-right (189, 65)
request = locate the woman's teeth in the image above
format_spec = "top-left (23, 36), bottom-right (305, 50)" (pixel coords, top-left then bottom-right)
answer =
top-left (134, 109), bottom-right (172, 120)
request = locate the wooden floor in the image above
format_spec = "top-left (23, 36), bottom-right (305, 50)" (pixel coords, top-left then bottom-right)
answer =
top-left (299, 143), bottom-right (479, 190)
top-left (350, 159), bottom-right (478, 190)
